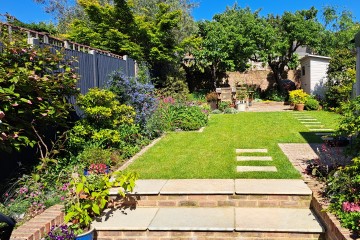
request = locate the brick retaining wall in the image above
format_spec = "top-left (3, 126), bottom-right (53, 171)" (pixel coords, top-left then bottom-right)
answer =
top-left (11, 204), bottom-right (64, 240)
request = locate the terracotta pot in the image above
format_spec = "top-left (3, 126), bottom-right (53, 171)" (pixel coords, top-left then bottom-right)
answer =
top-left (294, 103), bottom-right (305, 111)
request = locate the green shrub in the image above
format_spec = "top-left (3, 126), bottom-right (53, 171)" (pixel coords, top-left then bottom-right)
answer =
top-left (305, 97), bottom-right (320, 110)
top-left (211, 109), bottom-right (222, 114)
top-left (325, 157), bottom-right (360, 231)
top-left (218, 101), bottom-right (230, 112)
top-left (173, 105), bottom-right (208, 131)
top-left (224, 108), bottom-right (238, 114)
top-left (77, 145), bottom-right (113, 168)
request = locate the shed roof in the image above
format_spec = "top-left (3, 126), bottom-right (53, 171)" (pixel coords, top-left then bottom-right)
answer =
top-left (355, 31), bottom-right (360, 48)
top-left (300, 54), bottom-right (331, 62)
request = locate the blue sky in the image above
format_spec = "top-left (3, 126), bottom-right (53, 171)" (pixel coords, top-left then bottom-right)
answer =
top-left (0, 0), bottom-right (359, 24)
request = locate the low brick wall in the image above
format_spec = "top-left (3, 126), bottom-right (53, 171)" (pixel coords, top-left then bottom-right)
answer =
top-left (110, 194), bottom-right (311, 209)
top-left (96, 230), bottom-right (323, 240)
top-left (306, 180), bottom-right (356, 240)
top-left (11, 204), bottom-right (64, 240)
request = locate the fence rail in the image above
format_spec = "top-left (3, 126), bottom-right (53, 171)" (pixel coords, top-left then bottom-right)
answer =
top-left (1, 22), bottom-right (137, 94)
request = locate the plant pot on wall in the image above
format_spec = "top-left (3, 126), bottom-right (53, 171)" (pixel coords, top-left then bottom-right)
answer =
top-left (295, 103), bottom-right (305, 111)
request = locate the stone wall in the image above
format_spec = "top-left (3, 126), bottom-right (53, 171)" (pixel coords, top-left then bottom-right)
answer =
top-left (225, 70), bottom-right (301, 90)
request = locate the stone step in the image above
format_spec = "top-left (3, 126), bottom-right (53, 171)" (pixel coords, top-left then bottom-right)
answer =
top-left (237, 166), bottom-right (277, 172)
top-left (93, 207), bottom-right (324, 239)
top-left (236, 148), bottom-right (268, 153)
top-left (301, 122), bottom-right (321, 124)
top-left (109, 179), bottom-right (312, 209)
top-left (236, 156), bottom-right (272, 161)
top-left (297, 118), bottom-right (317, 121)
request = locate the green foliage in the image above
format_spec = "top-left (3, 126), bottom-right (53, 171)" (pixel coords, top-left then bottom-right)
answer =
top-left (263, 88), bottom-right (288, 102)
top-left (325, 157), bottom-right (360, 231)
top-left (69, 88), bottom-right (139, 155)
top-left (0, 33), bottom-right (79, 152)
top-left (64, 171), bottom-right (138, 233)
top-left (305, 96), bottom-right (320, 110)
top-left (223, 108), bottom-right (238, 114)
top-left (289, 89), bottom-right (308, 104)
top-left (218, 101), bottom-right (230, 112)
top-left (77, 145), bottom-right (113, 168)
top-left (211, 109), bottom-right (222, 114)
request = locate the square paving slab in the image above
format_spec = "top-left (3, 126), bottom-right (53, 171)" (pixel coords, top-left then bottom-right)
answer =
top-left (236, 149), bottom-right (268, 153)
top-left (315, 132), bottom-right (333, 136)
top-left (235, 179), bottom-right (311, 195)
top-left (160, 179), bottom-right (234, 194)
top-left (297, 118), bottom-right (317, 121)
top-left (301, 122), bottom-right (321, 124)
top-left (109, 179), bottom-right (168, 195)
top-left (235, 208), bottom-right (324, 233)
top-left (309, 129), bottom-right (334, 132)
top-left (236, 156), bottom-right (272, 161)
top-left (149, 208), bottom-right (234, 231)
top-left (92, 208), bottom-right (158, 230)
top-left (237, 166), bottom-right (277, 172)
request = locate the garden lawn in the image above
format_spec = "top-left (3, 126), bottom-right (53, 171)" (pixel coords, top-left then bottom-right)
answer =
top-left (125, 111), bottom-right (340, 179)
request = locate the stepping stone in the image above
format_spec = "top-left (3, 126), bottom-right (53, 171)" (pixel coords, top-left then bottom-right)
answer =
top-left (309, 129), bottom-right (334, 132)
top-left (237, 166), bottom-right (277, 172)
top-left (160, 179), bottom-right (234, 194)
top-left (235, 208), bottom-right (324, 233)
top-left (315, 133), bottom-right (333, 136)
top-left (110, 179), bottom-right (168, 195)
top-left (296, 118), bottom-right (317, 121)
top-left (235, 179), bottom-right (312, 195)
top-left (236, 149), bottom-right (268, 153)
top-left (149, 208), bottom-right (234, 231)
top-left (305, 125), bottom-right (324, 128)
top-left (92, 208), bottom-right (158, 230)
top-left (236, 156), bottom-right (272, 161)
top-left (301, 122), bottom-right (321, 124)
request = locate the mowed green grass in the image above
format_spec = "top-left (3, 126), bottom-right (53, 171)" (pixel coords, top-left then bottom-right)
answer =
top-left (125, 111), bottom-right (340, 179)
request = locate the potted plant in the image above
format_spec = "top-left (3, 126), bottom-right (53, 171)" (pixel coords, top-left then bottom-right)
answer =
top-left (289, 89), bottom-right (308, 111)
top-left (63, 170), bottom-right (138, 239)
top-left (205, 92), bottom-right (218, 110)
top-left (45, 225), bottom-right (75, 240)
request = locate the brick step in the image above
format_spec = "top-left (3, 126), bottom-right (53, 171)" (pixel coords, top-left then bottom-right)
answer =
top-left (93, 207), bottom-right (324, 240)
top-left (109, 179), bottom-right (312, 209)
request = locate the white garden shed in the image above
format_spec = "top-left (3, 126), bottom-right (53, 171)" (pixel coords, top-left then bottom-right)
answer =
top-left (300, 54), bottom-right (330, 98)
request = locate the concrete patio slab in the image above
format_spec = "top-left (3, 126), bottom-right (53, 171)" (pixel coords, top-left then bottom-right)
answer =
top-left (235, 208), bottom-right (324, 233)
top-left (235, 179), bottom-right (311, 195)
top-left (236, 149), bottom-right (268, 153)
top-left (236, 156), bottom-right (272, 161)
top-left (110, 179), bottom-right (168, 195)
top-left (92, 208), bottom-right (158, 230)
top-left (237, 166), bottom-right (277, 172)
top-left (149, 208), bottom-right (234, 231)
top-left (160, 179), bottom-right (234, 194)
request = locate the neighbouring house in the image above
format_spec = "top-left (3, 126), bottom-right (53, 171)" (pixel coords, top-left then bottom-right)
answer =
top-left (300, 54), bottom-right (331, 98)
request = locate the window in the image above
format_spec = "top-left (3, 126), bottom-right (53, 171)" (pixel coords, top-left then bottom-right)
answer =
top-left (302, 66), bottom-right (306, 76)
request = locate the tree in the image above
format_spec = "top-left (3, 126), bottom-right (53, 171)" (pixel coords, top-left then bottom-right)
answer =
top-left (249, 7), bottom-right (323, 89)
top-left (192, 20), bottom-right (234, 89)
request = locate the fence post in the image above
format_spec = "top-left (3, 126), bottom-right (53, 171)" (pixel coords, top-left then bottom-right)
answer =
top-left (355, 31), bottom-right (360, 97)
top-left (89, 50), bottom-right (98, 88)
top-left (27, 37), bottom-right (39, 47)
top-left (123, 55), bottom-right (129, 76)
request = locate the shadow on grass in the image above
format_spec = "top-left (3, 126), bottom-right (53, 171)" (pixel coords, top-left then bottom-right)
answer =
top-left (299, 132), bottom-right (325, 144)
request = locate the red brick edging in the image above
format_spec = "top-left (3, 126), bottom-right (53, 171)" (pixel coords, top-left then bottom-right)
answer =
top-left (11, 204), bottom-right (64, 240)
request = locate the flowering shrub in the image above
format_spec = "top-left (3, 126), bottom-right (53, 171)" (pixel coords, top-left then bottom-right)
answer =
top-left (45, 225), bottom-right (75, 240)
top-left (289, 89), bottom-right (308, 104)
top-left (0, 35), bottom-right (79, 152)
top-left (107, 70), bottom-right (157, 128)
top-left (87, 163), bottom-right (108, 175)
top-left (325, 157), bottom-right (360, 232)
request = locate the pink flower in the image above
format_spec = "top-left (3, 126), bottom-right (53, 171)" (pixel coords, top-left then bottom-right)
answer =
top-left (37, 97), bottom-right (43, 101)
top-left (60, 196), bottom-right (65, 201)
top-left (11, 103), bottom-right (19, 107)
top-left (27, 100), bottom-right (32, 104)
top-left (0, 111), bottom-right (4, 119)
top-left (342, 202), bottom-right (360, 212)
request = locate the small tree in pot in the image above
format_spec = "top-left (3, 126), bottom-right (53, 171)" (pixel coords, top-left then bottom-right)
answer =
top-left (289, 89), bottom-right (308, 111)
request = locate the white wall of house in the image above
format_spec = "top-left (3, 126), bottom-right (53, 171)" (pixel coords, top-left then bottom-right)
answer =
top-left (300, 55), bottom-right (330, 98)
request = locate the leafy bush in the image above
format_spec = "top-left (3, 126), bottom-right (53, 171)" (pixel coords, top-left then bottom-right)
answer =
top-left (218, 101), bottom-right (230, 112)
top-left (211, 109), bottom-right (222, 114)
top-left (289, 89), bottom-right (308, 104)
top-left (325, 157), bottom-right (360, 232)
top-left (69, 88), bottom-right (142, 158)
top-left (0, 35), bottom-right (79, 152)
top-left (146, 98), bottom-right (208, 133)
top-left (305, 97), bottom-right (320, 110)
top-left (263, 88), bottom-right (287, 102)
top-left (224, 108), bottom-right (238, 114)
top-left (77, 145), bottom-right (113, 168)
